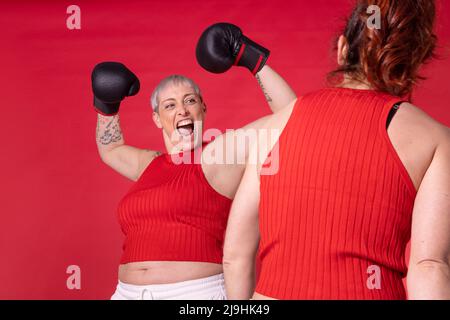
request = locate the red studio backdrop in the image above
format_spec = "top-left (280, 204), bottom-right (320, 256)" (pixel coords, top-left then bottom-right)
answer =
top-left (1, 0), bottom-right (449, 300)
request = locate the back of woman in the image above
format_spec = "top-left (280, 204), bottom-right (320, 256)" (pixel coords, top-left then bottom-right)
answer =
top-left (258, 88), bottom-right (417, 299)
top-left (223, 0), bottom-right (450, 300)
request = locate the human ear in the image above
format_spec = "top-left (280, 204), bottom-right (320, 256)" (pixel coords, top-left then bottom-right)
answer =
top-left (337, 35), bottom-right (349, 66)
top-left (152, 112), bottom-right (162, 129)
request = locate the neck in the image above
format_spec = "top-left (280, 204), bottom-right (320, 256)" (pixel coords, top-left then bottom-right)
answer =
top-left (338, 75), bottom-right (372, 90)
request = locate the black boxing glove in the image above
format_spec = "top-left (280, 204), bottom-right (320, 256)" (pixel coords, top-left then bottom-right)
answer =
top-left (91, 62), bottom-right (140, 116)
top-left (196, 22), bottom-right (270, 75)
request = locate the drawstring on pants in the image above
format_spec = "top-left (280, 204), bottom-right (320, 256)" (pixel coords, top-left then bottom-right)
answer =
top-left (140, 288), bottom-right (154, 300)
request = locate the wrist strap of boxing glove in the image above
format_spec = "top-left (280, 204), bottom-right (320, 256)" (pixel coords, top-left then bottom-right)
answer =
top-left (234, 35), bottom-right (270, 75)
top-left (93, 97), bottom-right (120, 116)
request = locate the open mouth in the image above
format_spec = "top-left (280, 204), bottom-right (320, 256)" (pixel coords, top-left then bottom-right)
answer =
top-left (176, 119), bottom-right (194, 137)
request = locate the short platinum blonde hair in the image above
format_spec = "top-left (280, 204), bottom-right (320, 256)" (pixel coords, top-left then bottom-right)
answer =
top-left (150, 75), bottom-right (202, 112)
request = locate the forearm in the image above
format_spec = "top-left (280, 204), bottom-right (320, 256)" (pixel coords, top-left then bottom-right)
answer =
top-left (223, 259), bottom-right (256, 299)
top-left (255, 65), bottom-right (297, 113)
top-left (96, 113), bottom-right (125, 158)
top-left (407, 261), bottom-right (450, 299)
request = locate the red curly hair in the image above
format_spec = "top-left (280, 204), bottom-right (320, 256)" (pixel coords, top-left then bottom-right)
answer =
top-left (329, 0), bottom-right (437, 97)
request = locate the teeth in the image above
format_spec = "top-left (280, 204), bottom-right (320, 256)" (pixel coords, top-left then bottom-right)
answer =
top-left (177, 119), bottom-right (193, 127)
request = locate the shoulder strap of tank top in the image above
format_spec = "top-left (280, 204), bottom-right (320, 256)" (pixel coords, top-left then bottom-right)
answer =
top-left (386, 101), bottom-right (406, 129)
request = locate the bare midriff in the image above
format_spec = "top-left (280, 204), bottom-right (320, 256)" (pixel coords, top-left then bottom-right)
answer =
top-left (118, 261), bottom-right (223, 285)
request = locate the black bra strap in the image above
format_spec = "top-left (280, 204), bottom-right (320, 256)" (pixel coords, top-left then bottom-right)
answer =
top-left (386, 102), bottom-right (403, 129)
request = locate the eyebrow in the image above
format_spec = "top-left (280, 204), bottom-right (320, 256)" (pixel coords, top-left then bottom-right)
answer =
top-left (161, 93), bottom-right (197, 104)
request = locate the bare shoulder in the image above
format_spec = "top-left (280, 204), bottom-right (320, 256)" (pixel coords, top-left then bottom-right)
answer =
top-left (199, 100), bottom-right (298, 199)
top-left (242, 98), bottom-right (297, 131)
top-left (398, 102), bottom-right (449, 142)
top-left (203, 99), bottom-right (297, 162)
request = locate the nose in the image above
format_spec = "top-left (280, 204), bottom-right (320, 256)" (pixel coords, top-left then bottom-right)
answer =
top-left (177, 103), bottom-right (189, 116)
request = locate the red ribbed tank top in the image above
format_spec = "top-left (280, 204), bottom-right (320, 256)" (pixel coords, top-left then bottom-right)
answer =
top-left (117, 146), bottom-right (231, 264)
top-left (257, 88), bottom-right (417, 299)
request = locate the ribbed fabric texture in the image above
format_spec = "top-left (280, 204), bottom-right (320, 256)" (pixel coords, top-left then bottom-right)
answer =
top-left (117, 147), bottom-right (231, 264)
top-left (257, 88), bottom-right (417, 300)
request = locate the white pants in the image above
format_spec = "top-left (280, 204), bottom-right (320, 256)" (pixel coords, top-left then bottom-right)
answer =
top-left (111, 273), bottom-right (227, 300)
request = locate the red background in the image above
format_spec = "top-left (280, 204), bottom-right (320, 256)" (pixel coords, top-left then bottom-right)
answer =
top-left (1, 0), bottom-right (448, 299)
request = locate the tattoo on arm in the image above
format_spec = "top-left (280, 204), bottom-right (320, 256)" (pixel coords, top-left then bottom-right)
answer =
top-left (152, 151), bottom-right (162, 160)
top-left (256, 74), bottom-right (273, 103)
top-left (98, 115), bottom-right (123, 145)
top-left (147, 149), bottom-right (162, 158)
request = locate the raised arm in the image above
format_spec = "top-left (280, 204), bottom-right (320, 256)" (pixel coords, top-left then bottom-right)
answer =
top-left (255, 65), bottom-right (297, 113)
top-left (92, 62), bottom-right (160, 181)
top-left (96, 114), bottom-right (160, 181)
top-left (407, 127), bottom-right (450, 299)
top-left (196, 23), bottom-right (297, 114)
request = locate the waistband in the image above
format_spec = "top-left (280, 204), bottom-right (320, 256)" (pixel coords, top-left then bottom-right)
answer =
top-left (114, 273), bottom-right (225, 300)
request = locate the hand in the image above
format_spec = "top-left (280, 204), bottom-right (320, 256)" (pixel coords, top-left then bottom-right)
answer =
top-left (91, 61), bottom-right (140, 115)
top-left (196, 23), bottom-right (270, 75)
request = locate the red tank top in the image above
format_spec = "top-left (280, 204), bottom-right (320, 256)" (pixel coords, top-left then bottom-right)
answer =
top-left (117, 146), bottom-right (232, 264)
top-left (257, 88), bottom-right (417, 299)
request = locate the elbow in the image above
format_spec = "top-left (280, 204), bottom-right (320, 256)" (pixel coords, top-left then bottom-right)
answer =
top-left (412, 259), bottom-right (450, 273)
top-left (416, 259), bottom-right (450, 268)
top-left (222, 249), bottom-right (253, 272)
top-left (407, 259), bottom-right (450, 299)
top-left (97, 145), bottom-right (112, 163)
top-left (98, 151), bottom-right (113, 167)
top-left (97, 148), bottom-right (115, 165)
top-left (408, 258), bottom-right (450, 277)
top-left (222, 250), bottom-right (256, 300)
top-left (98, 151), bottom-right (108, 164)
top-left (97, 143), bottom-right (124, 162)
top-left (222, 250), bottom-right (238, 271)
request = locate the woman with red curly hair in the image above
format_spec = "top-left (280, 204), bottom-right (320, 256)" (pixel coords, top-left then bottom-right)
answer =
top-left (223, 0), bottom-right (450, 299)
